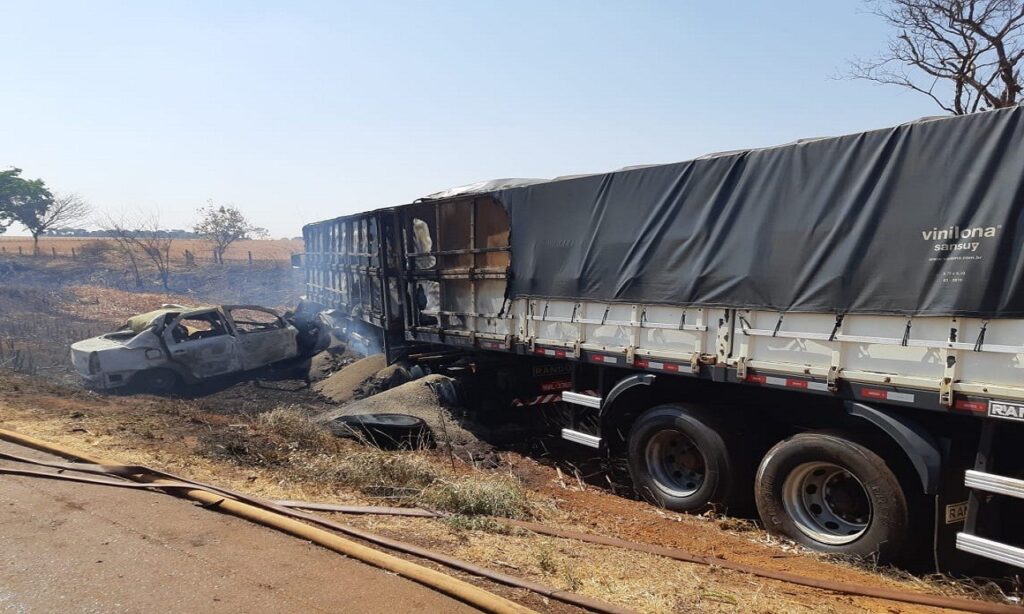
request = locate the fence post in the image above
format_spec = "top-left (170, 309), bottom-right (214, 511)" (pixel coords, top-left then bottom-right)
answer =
top-left (248, 250), bottom-right (253, 265)
top-left (18, 246), bottom-right (22, 256)
top-left (71, 247), bottom-right (76, 259)
top-left (51, 247), bottom-right (57, 258)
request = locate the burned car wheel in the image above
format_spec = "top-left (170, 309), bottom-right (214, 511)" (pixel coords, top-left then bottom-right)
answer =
top-left (131, 369), bottom-right (180, 394)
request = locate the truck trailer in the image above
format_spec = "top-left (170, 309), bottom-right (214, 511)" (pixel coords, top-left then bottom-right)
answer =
top-left (301, 107), bottom-right (1024, 571)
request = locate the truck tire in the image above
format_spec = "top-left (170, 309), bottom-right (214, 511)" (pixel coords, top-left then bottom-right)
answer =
top-left (627, 404), bottom-right (750, 514)
top-left (754, 432), bottom-right (910, 561)
top-left (327, 414), bottom-right (433, 450)
top-left (131, 369), bottom-right (180, 395)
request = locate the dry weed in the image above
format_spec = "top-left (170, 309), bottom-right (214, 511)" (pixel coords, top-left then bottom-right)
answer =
top-left (419, 473), bottom-right (530, 519)
top-left (256, 406), bottom-right (335, 453)
top-left (295, 448), bottom-right (442, 496)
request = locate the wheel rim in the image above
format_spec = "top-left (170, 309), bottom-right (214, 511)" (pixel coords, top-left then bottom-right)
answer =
top-left (644, 429), bottom-right (706, 498)
top-left (781, 461), bottom-right (872, 545)
top-left (143, 371), bottom-right (174, 392)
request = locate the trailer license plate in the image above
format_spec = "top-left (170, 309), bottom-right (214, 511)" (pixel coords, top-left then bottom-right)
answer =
top-left (988, 400), bottom-right (1024, 422)
top-left (945, 502), bottom-right (968, 524)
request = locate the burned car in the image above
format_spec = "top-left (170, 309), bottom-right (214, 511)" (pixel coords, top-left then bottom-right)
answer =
top-left (70, 303), bottom-right (329, 392)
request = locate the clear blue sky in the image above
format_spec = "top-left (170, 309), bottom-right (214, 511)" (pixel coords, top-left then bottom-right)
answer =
top-left (1, 1), bottom-right (940, 238)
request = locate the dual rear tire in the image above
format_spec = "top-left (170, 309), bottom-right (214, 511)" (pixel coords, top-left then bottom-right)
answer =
top-left (627, 404), bottom-right (912, 561)
top-left (627, 404), bottom-right (753, 515)
top-left (755, 432), bottom-right (910, 561)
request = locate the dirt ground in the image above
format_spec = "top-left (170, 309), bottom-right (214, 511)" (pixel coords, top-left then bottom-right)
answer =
top-left (0, 258), bottom-right (1020, 613)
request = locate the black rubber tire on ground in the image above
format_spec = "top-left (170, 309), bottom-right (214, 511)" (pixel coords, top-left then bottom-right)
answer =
top-left (131, 368), bottom-right (180, 395)
top-left (754, 431), bottom-right (911, 562)
top-left (627, 403), bottom-right (752, 514)
top-left (328, 413), bottom-right (433, 450)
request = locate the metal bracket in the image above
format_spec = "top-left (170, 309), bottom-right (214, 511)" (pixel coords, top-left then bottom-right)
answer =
top-left (939, 376), bottom-right (954, 407)
top-left (573, 339), bottom-right (582, 359)
top-left (736, 357), bottom-right (749, 380)
top-left (827, 365), bottom-right (840, 392)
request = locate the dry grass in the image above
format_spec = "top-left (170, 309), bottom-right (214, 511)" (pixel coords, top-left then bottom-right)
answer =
top-left (442, 515), bottom-right (522, 535)
top-left (420, 474), bottom-right (531, 519)
top-left (200, 405), bottom-right (535, 519)
top-left (0, 237), bottom-right (302, 262)
top-left (835, 554), bottom-right (1024, 605)
top-left (256, 407), bottom-right (336, 452)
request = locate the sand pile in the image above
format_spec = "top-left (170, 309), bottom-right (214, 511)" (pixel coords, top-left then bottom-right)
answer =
top-left (312, 354), bottom-right (386, 403)
top-left (308, 349), bottom-right (354, 382)
top-left (314, 374), bottom-right (479, 448)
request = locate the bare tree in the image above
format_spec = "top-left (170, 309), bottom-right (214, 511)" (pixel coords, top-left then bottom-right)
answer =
top-left (133, 217), bottom-right (175, 291)
top-left (846, 0), bottom-right (1024, 114)
top-left (99, 214), bottom-right (174, 290)
top-left (22, 193), bottom-right (92, 254)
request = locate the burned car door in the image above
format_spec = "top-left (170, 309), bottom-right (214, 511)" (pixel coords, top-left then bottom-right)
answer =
top-left (162, 309), bottom-right (242, 378)
top-left (225, 306), bottom-right (298, 370)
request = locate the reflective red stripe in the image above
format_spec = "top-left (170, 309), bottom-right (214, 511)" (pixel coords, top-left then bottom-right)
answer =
top-left (746, 374), bottom-right (767, 384)
top-left (861, 388), bottom-right (888, 400)
top-left (540, 380), bottom-right (572, 392)
top-left (955, 399), bottom-right (987, 412)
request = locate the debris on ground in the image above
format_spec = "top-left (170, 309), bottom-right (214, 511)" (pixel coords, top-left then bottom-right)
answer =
top-left (314, 375), bottom-right (481, 449)
top-left (312, 353), bottom-right (386, 402)
top-left (329, 413), bottom-right (432, 449)
top-left (362, 364), bottom-right (412, 394)
top-left (308, 346), bottom-right (354, 382)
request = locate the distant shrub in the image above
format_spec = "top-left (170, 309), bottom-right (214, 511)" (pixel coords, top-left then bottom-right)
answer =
top-left (77, 240), bottom-right (116, 260)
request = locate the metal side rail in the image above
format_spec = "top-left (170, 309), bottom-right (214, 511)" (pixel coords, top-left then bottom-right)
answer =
top-left (964, 470), bottom-right (1024, 499)
top-left (957, 421), bottom-right (1024, 569)
top-left (956, 534), bottom-right (1024, 569)
top-left (560, 391), bottom-right (603, 448)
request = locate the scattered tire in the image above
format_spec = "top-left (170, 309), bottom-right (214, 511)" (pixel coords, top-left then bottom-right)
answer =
top-left (328, 413), bottom-right (433, 450)
top-left (627, 403), bottom-right (752, 514)
top-left (754, 431), bottom-right (911, 561)
top-left (131, 368), bottom-right (180, 395)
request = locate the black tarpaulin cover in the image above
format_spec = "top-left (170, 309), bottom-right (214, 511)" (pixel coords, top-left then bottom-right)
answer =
top-left (495, 106), bottom-right (1024, 318)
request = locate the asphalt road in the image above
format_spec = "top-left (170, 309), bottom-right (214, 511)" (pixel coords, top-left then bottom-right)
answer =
top-left (0, 440), bottom-right (478, 613)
